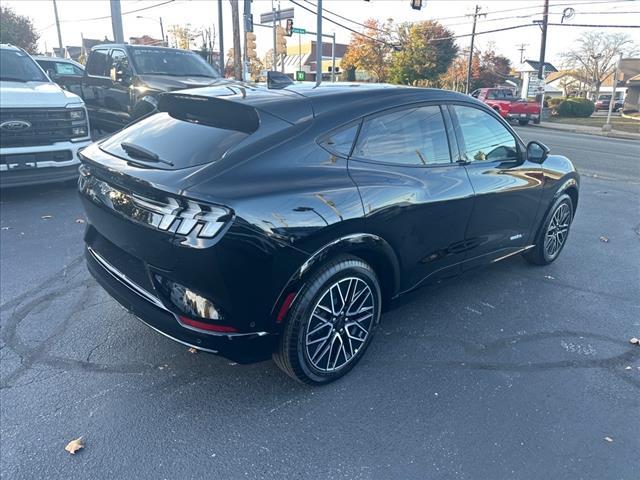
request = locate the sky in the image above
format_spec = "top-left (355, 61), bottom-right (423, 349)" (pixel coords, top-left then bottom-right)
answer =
top-left (4, 0), bottom-right (640, 68)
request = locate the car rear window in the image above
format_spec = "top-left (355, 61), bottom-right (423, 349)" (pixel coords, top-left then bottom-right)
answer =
top-left (99, 112), bottom-right (249, 170)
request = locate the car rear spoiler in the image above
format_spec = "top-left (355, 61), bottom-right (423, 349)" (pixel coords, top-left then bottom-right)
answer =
top-left (158, 93), bottom-right (260, 134)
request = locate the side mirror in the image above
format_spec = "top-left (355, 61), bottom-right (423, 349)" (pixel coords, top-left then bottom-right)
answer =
top-left (527, 141), bottom-right (550, 163)
top-left (267, 70), bottom-right (294, 90)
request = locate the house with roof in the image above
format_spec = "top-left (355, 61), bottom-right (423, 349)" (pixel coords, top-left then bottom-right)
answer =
top-left (515, 59), bottom-right (558, 99)
top-left (279, 40), bottom-right (347, 82)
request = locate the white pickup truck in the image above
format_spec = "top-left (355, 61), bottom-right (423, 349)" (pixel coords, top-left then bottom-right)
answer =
top-left (0, 44), bottom-right (91, 187)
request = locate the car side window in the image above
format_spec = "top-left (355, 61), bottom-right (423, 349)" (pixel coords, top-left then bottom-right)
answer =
top-left (353, 105), bottom-right (451, 165)
top-left (110, 50), bottom-right (131, 75)
top-left (54, 62), bottom-right (77, 75)
top-left (320, 123), bottom-right (359, 156)
top-left (452, 105), bottom-right (519, 163)
top-left (86, 49), bottom-right (110, 76)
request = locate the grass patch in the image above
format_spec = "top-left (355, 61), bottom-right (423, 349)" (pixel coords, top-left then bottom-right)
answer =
top-left (548, 115), bottom-right (640, 133)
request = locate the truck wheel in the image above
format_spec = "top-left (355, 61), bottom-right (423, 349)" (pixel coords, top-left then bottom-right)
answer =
top-left (533, 117), bottom-right (541, 125)
top-left (519, 119), bottom-right (530, 126)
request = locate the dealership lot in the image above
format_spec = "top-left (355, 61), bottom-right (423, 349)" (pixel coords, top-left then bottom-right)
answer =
top-left (1, 128), bottom-right (638, 479)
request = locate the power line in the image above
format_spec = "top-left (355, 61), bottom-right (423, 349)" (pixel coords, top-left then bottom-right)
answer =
top-left (288, 0), bottom-right (400, 48)
top-left (547, 22), bottom-right (640, 27)
top-left (58, 0), bottom-right (177, 24)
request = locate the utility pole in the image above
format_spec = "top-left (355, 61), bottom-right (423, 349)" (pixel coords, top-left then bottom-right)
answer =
top-left (517, 43), bottom-right (527, 64)
top-left (465, 5), bottom-right (485, 94)
top-left (230, 0), bottom-right (242, 80)
top-left (537, 0), bottom-right (549, 116)
top-left (242, 0), bottom-right (252, 81)
top-left (52, 0), bottom-right (63, 54)
top-left (218, 0), bottom-right (224, 75)
top-left (603, 53), bottom-right (623, 132)
top-left (272, 3), bottom-right (277, 70)
top-left (110, 0), bottom-right (124, 43)
top-left (315, 0), bottom-right (322, 86)
top-left (159, 17), bottom-right (165, 46)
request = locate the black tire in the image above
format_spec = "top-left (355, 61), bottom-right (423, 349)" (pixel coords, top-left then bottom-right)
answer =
top-left (524, 194), bottom-right (574, 265)
top-left (273, 254), bottom-right (381, 384)
top-left (533, 116), bottom-right (541, 125)
top-left (519, 119), bottom-right (530, 126)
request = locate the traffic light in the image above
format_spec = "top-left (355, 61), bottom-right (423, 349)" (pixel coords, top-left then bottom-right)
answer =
top-left (246, 32), bottom-right (257, 59)
top-left (275, 25), bottom-right (287, 55)
top-left (285, 19), bottom-right (294, 37)
top-left (410, 0), bottom-right (423, 10)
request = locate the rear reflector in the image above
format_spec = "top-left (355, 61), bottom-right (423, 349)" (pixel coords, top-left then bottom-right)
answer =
top-left (178, 315), bottom-right (238, 333)
top-left (276, 292), bottom-right (297, 323)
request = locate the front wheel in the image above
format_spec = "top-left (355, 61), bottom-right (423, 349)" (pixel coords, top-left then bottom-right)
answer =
top-left (273, 255), bottom-right (381, 384)
top-left (524, 194), bottom-right (574, 265)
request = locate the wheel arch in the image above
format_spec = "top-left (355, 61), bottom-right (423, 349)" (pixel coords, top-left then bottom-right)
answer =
top-left (270, 233), bottom-right (401, 322)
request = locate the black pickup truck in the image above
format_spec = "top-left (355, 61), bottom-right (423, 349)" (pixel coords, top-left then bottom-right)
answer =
top-left (72, 44), bottom-right (220, 131)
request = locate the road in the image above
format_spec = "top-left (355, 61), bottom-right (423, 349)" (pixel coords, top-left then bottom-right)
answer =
top-left (1, 128), bottom-right (639, 479)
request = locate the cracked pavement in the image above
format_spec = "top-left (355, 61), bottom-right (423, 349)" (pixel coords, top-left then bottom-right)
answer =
top-left (1, 128), bottom-right (639, 479)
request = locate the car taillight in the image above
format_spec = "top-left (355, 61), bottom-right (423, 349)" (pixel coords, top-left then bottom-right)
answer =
top-left (79, 166), bottom-right (231, 240)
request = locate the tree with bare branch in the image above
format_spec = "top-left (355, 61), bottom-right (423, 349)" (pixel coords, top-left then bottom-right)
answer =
top-left (561, 31), bottom-right (637, 98)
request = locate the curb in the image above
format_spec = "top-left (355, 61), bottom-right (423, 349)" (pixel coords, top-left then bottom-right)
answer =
top-left (527, 122), bottom-right (640, 141)
top-left (620, 111), bottom-right (640, 122)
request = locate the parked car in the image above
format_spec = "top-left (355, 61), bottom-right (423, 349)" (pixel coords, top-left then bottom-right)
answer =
top-left (33, 55), bottom-right (85, 98)
top-left (595, 93), bottom-right (624, 112)
top-left (0, 44), bottom-right (91, 188)
top-left (76, 44), bottom-right (220, 131)
top-left (79, 83), bottom-right (579, 384)
top-left (471, 87), bottom-right (541, 125)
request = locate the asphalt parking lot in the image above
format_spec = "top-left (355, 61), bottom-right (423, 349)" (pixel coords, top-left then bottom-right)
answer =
top-left (1, 127), bottom-right (638, 479)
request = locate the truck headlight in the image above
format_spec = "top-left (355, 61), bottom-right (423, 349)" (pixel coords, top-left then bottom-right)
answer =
top-left (72, 126), bottom-right (87, 136)
top-left (69, 109), bottom-right (85, 120)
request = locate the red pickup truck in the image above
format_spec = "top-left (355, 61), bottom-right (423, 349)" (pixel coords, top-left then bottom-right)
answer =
top-left (471, 88), bottom-right (540, 125)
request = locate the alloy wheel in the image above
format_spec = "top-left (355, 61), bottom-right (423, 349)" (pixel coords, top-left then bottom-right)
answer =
top-left (304, 277), bottom-right (375, 373)
top-left (544, 202), bottom-right (571, 259)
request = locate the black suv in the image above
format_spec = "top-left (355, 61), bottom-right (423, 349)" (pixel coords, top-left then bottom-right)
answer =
top-left (79, 44), bottom-right (220, 131)
top-left (79, 83), bottom-right (579, 384)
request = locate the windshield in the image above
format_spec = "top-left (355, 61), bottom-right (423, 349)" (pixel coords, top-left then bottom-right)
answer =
top-left (0, 49), bottom-right (48, 82)
top-left (130, 47), bottom-right (219, 77)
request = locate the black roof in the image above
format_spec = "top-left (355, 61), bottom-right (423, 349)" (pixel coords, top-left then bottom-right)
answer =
top-left (174, 82), bottom-right (473, 124)
top-left (522, 59), bottom-right (558, 73)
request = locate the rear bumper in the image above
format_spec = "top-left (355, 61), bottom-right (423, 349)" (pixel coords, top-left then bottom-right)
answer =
top-left (0, 139), bottom-right (91, 188)
top-left (85, 245), bottom-right (276, 363)
top-left (506, 112), bottom-right (540, 121)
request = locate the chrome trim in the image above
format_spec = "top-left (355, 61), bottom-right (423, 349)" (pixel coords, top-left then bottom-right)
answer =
top-left (88, 246), bottom-right (166, 310)
top-left (491, 244), bottom-right (535, 263)
top-left (88, 246), bottom-right (269, 339)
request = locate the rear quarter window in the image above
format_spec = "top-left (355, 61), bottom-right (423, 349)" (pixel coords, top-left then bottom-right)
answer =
top-left (319, 123), bottom-right (359, 156)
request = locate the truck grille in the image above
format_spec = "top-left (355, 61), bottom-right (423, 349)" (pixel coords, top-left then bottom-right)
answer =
top-left (0, 108), bottom-right (85, 148)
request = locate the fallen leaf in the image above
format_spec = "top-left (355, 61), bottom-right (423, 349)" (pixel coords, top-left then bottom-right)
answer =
top-left (630, 337), bottom-right (639, 345)
top-left (188, 347), bottom-right (198, 354)
top-left (544, 275), bottom-right (555, 280)
top-left (65, 437), bottom-right (84, 454)
top-left (1, 226), bottom-right (10, 230)
top-left (624, 366), bottom-right (632, 370)
top-left (75, 218), bottom-right (86, 224)
top-left (41, 215), bottom-right (53, 220)
top-left (599, 236), bottom-right (609, 243)
top-left (604, 436), bottom-right (613, 443)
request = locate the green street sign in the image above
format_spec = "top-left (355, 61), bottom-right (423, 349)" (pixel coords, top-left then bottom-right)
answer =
top-left (292, 27), bottom-right (306, 34)
top-left (296, 71), bottom-right (306, 81)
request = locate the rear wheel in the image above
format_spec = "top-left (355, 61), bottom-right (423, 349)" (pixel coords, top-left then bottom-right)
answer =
top-left (519, 119), bottom-right (530, 126)
top-left (524, 194), bottom-right (574, 265)
top-left (273, 255), bottom-right (381, 384)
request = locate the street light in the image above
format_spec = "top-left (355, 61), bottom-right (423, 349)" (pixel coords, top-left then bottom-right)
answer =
top-left (136, 15), bottom-right (165, 46)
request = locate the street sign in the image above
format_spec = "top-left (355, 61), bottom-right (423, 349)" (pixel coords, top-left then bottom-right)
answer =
top-left (296, 71), bottom-right (306, 81)
top-left (292, 27), bottom-right (306, 34)
top-left (260, 8), bottom-right (294, 24)
top-left (527, 76), bottom-right (545, 98)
